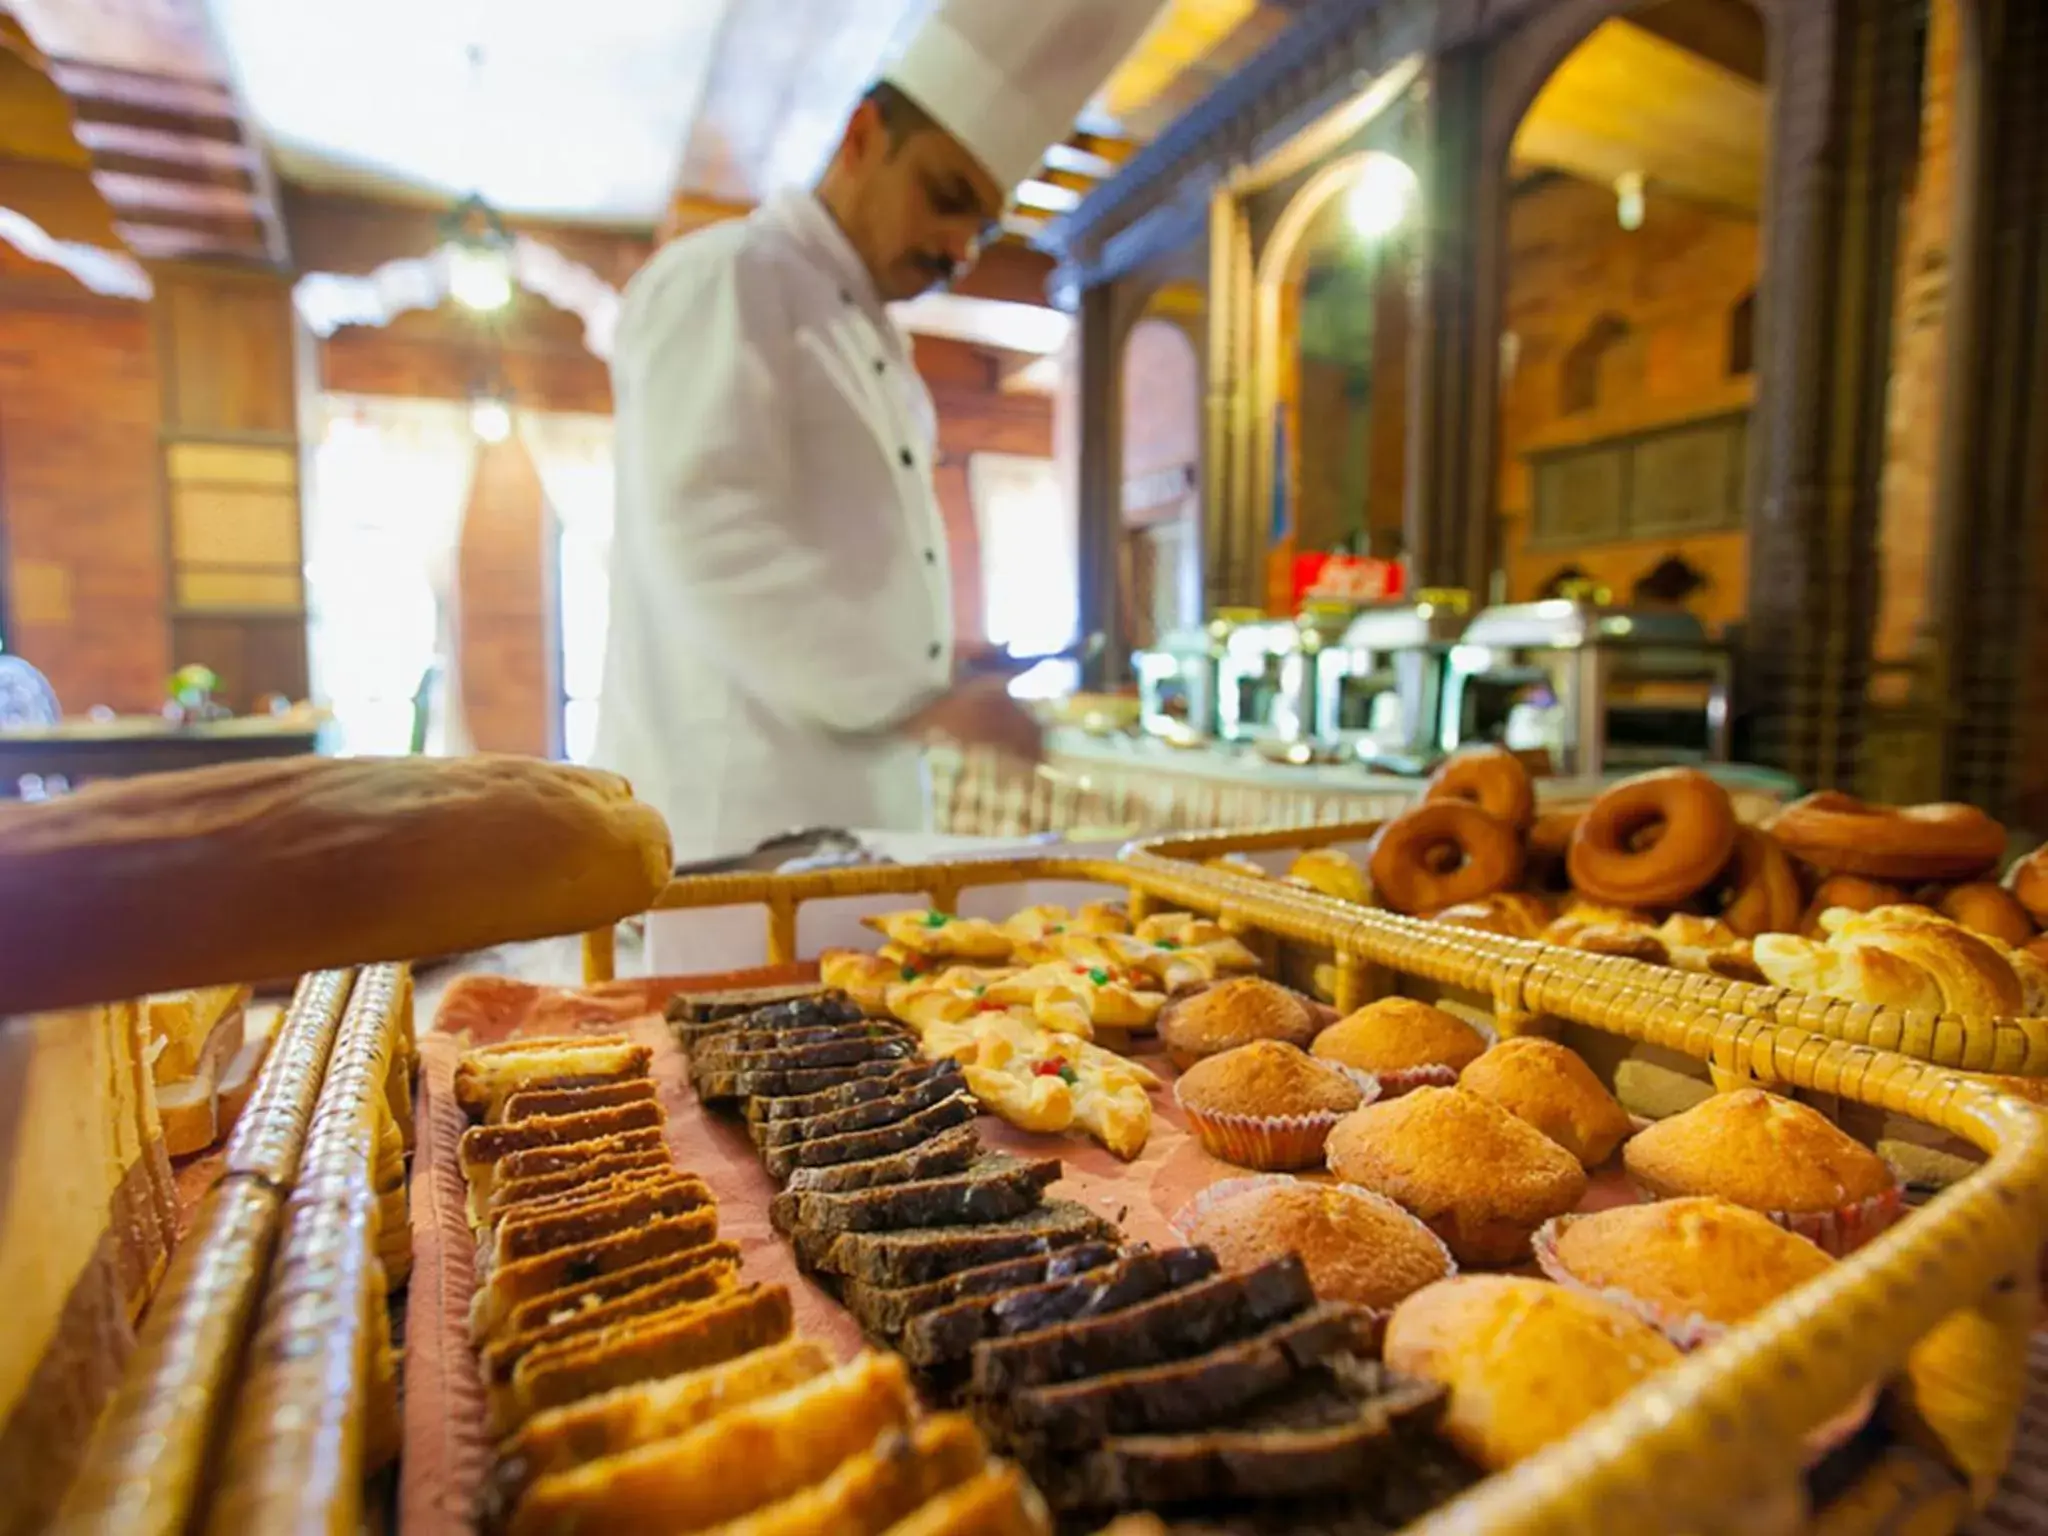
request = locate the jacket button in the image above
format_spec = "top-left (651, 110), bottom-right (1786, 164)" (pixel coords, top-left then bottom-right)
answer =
top-left (899, 448), bottom-right (914, 467)
top-left (928, 643), bottom-right (942, 660)
top-left (924, 548), bottom-right (937, 564)
top-left (874, 359), bottom-right (886, 374)
top-left (840, 288), bottom-right (853, 304)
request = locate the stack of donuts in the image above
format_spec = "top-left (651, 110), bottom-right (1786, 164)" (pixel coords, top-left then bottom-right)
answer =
top-left (1275, 747), bottom-right (2048, 1009)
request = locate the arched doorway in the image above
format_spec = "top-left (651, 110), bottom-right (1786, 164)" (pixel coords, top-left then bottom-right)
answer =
top-left (1119, 309), bottom-right (1202, 650)
top-left (1486, 0), bottom-right (1770, 630)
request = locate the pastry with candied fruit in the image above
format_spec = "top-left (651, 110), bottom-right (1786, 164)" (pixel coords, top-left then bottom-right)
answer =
top-left (1534, 1197), bottom-right (1833, 1346)
top-left (1384, 1275), bottom-right (1681, 1470)
top-left (1174, 1040), bottom-right (1371, 1170)
top-left (1156, 976), bottom-right (1320, 1071)
top-left (1324, 1087), bottom-right (1588, 1265)
top-left (1177, 1176), bottom-right (1453, 1318)
top-left (1456, 1037), bottom-right (1633, 1168)
top-left (1622, 1088), bottom-right (1900, 1255)
top-left (1310, 997), bottom-right (1487, 1096)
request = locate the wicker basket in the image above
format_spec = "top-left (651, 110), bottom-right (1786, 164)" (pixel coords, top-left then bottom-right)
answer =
top-left (1125, 822), bottom-right (2048, 1097)
top-left (582, 852), bottom-right (2048, 1535)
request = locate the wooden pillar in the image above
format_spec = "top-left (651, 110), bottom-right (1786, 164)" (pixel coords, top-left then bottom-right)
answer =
top-left (1074, 281), bottom-right (1126, 688)
top-left (151, 264), bottom-right (308, 714)
top-left (1204, 189), bottom-right (1258, 612)
top-left (1410, 47), bottom-right (1486, 596)
top-left (1940, 0), bottom-right (2048, 820)
top-left (1741, 0), bottom-right (1922, 786)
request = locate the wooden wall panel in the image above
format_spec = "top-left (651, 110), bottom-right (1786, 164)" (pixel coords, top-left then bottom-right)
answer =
top-left (153, 266), bottom-right (297, 437)
top-left (151, 265), bottom-right (307, 710)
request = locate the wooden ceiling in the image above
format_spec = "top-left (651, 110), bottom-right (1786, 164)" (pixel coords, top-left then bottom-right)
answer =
top-left (8, 0), bottom-right (283, 262)
top-left (1512, 3), bottom-right (1767, 216)
top-left (5, 0), bottom-right (1306, 255)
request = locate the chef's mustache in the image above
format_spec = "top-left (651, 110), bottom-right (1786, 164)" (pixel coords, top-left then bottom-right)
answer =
top-left (911, 252), bottom-right (959, 284)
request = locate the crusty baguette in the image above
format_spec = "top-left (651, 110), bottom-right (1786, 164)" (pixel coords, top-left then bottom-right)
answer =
top-left (878, 1466), bottom-right (1051, 1536)
top-left (487, 1340), bottom-right (832, 1524)
top-left (0, 755), bottom-right (671, 1017)
top-left (507, 1350), bottom-right (913, 1536)
top-left (457, 1040), bottom-right (653, 1123)
top-left (701, 1415), bottom-right (989, 1536)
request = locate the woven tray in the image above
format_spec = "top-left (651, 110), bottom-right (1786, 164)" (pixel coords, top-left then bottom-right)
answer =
top-left (572, 851), bottom-right (2048, 1534)
top-left (1124, 822), bottom-right (2048, 1088)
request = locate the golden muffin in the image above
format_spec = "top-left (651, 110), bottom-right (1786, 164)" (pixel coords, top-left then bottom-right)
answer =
top-left (1174, 1041), bottom-right (1369, 1170)
top-left (1456, 1037), bottom-right (1634, 1168)
top-left (1157, 977), bottom-right (1320, 1071)
top-left (1324, 1088), bottom-right (1588, 1265)
top-left (1536, 1198), bottom-right (1833, 1345)
top-left (1384, 1275), bottom-right (1681, 1470)
top-left (1622, 1089), bottom-right (1899, 1255)
top-left (1180, 1177), bottom-right (1453, 1315)
top-left (1311, 997), bottom-right (1488, 1095)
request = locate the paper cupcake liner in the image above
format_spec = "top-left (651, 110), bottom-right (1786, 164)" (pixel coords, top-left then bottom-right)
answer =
top-left (1627, 1178), bottom-right (1905, 1259)
top-left (1169, 1172), bottom-right (1459, 1335)
top-left (1358, 1062), bottom-right (1460, 1099)
top-left (1531, 1214), bottom-right (1729, 1351)
top-left (1174, 1071), bottom-right (1378, 1172)
top-left (1531, 1212), bottom-right (1879, 1464)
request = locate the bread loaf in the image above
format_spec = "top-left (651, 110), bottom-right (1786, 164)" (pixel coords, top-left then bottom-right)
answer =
top-left (0, 755), bottom-right (672, 1016)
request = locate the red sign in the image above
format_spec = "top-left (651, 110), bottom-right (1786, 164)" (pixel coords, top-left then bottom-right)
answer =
top-left (1292, 553), bottom-right (1406, 607)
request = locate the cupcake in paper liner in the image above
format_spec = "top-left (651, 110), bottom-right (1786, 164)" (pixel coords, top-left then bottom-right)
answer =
top-left (1310, 997), bottom-right (1488, 1098)
top-left (1174, 1173), bottom-right (1455, 1339)
top-left (1534, 1199), bottom-right (1880, 1463)
top-left (1173, 1041), bottom-right (1376, 1171)
top-left (1620, 1087), bottom-right (1904, 1258)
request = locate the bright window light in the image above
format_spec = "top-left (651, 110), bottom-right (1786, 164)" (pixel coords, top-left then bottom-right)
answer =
top-left (1346, 153), bottom-right (1420, 240)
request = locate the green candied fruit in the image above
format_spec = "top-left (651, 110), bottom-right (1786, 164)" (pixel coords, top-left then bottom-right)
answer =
top-left (924, 911), bottom-right (951, 928)
top-left (899, 965), bottom-right (919, 981)
top-left (1058, 1064), bottom-right (1079, 1084)
top-left (1088, 968), bottom-right (1111, 986)
top-left (1156, 939), bottom-right (1181, 951)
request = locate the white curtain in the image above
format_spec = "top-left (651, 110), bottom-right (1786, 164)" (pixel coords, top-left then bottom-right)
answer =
top-left (305, 395), bottom-right (478, 756)
top-left (968, 452), bottom-right (1077, 695)
top-left (519, 410), bottom-right (615, 763)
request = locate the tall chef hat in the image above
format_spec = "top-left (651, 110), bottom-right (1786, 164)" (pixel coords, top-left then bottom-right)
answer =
top-left (882, 0), bottom-right (1171, 194)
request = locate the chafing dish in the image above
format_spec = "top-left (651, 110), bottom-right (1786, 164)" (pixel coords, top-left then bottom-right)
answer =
top-left (1312, 593), bottom-right (1469, 765)
top-left (1440, 599), bottom-right (1731, 776)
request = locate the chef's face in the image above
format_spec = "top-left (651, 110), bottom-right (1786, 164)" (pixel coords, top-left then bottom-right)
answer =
top-left (836, 93), bottom-right (1006, 302)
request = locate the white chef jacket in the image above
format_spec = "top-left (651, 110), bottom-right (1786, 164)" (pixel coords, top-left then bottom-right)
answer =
top-left (593, 190), bottom-right (956, 863)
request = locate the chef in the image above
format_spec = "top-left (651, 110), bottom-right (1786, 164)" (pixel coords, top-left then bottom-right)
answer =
top-left (595, 0), bottom-right (1167, 861)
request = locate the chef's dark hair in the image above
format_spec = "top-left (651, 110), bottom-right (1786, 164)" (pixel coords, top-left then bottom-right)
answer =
top-left (863, 82), bottom-right (939, 149)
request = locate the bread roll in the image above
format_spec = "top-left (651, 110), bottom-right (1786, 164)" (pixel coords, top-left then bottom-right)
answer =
top-left (0, 756), bottom-right (672, 1016)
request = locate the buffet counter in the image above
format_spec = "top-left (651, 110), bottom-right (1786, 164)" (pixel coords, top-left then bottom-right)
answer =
top-left (931, 732), bottom-right (1800, 839)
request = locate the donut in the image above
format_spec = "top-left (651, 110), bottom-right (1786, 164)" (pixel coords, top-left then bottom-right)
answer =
top-left (1798, 875), bottom-right (1913, 936)
top-left (1717, 827), bottom-right (1802, 938)
top-left (2010, 844), bottom-right (2048, 927)
top-left (1934, 882), bottom-right (2037, 948)
top-left (1524, 809), bottom-right (1581, 894)
top-left (1567, 768), bottom-right (1738, 909)
top-left (1368, 801), bottom-right (1525, 916)
top-left (1768, 792), bottom-right (2006, 882)
top-left (1424, 746), bottom-right (1535, 832)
